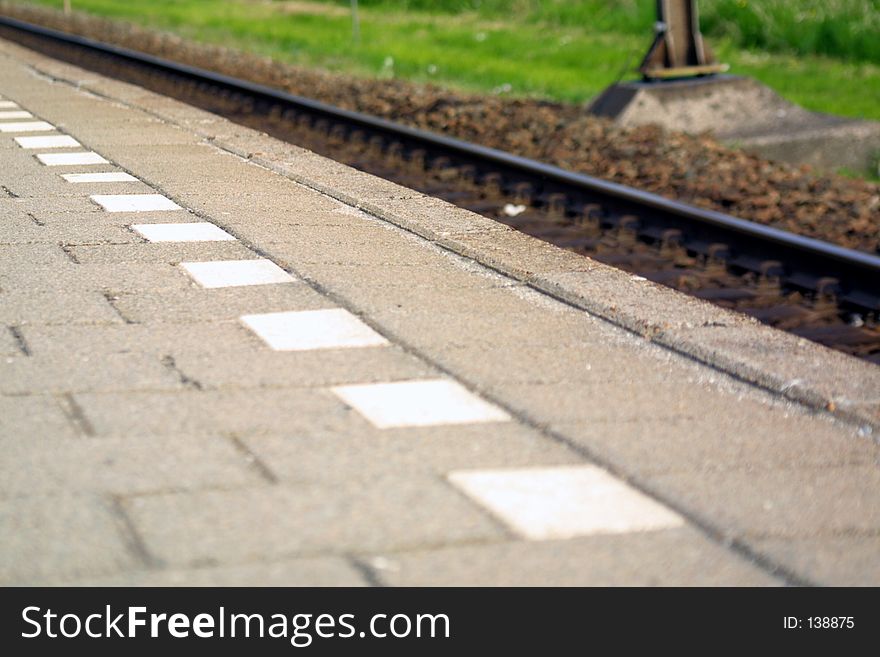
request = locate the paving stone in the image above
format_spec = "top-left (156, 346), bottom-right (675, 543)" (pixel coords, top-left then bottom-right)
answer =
top-left (61, 172), bottom-right (139, 184)
top-left (79, 123), bottom-right (204, 147)
top-left (65, 241), bottom-right (257, 264)
top-left (645, 465), bottom-right (880, 538)
top-left (0, 494), bottom-right (140, 585)
top-left (449, 464), bottom-right (683, 540)
top-left (432, 340), bottom-right (700, 385)
top-left (263, 228), bottom-right (444, 266)
top-left (74, 388), bottom-right (364, 437)
top-left (551, 403), bottom-right (880, 475)
top-left (35, 151), bottom-right (110, 167)
top-left (0, 353), bottom-right (182, 394)
top-left (752, 536), bottom-right (880, 586)
top-left (366, 304), bottom-right (619, 351)
top-left (0, 213), bottom-right (140, 245)
top-left (0, 434), bottom-right (261, 496)
top-left (123, 480), bottom-right (505, 566)
top-left (0, 394), bottom-right (78, 440)
top-left (1, 261), bottom-right (193, 294)
top-left (131, 222), bottom-right (235, 243)
top-left (14, 134), bottom-right (78, 148)
top-left (241, 423), bottom-right (582, 486)
top-left (90, 193), bottom-right (184, 213)
top-left (375, 529), bottom-right (781, 586)
top-left (298, 261), bottom-right (514, 292)
top-left (0, 243), bottom-right (71, 274)
top-left (111, 284), bottom-right (331, 323)
top-left (180, 258), bottom-right (296, 289)
top-left (173, 345), bottom-right (436, 389)
top-left (73, 557), bottom-right (368, 586)
top-left (0, 290), bottom-right (122, 325)
top-left (334, 379), bottom-right (510, 428)
top-left (20, 322), bottom-right (259, 358)
top-left (491, 379), bottom-right (746, 423)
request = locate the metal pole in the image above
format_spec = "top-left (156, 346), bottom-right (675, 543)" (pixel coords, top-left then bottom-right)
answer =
top-left (638, 0), bottom-right (727, 80)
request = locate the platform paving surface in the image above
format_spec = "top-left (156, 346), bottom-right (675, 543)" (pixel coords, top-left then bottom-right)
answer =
top-left (1, 38), bottom-right (879, 587)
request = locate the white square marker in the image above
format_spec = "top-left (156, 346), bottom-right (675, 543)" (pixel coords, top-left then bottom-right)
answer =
top-left (91, 194), bottom-right (182, 213)
top-left (241, 309), bottom-right (388, 352)
top-left (0, 101), bottom-right (18, 109)
top-left (0, 121), bottom-right (54, 133)
top-left (180, 259), bottom-right (296, 289)
top-left (15, 135), bottom-right (80, 149)
top-left (0, 111), bottom-right (33, 120)
top-left (331, 379), bottom-right (510, 428)
top-left (131, 223), bottom-right (235, 243)
top-left (61, 172), bottom-right (138, 183)
top-left (448, 465), bottom-right (684, 540)
top-left (36, 152), bottom-right (109, 166)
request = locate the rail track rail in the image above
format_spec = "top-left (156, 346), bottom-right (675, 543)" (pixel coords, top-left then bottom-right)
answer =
top-left (1, 15), bottom-right (879, 363)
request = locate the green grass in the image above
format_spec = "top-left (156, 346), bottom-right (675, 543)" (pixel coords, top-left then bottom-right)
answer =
top-left (318, 1), bottom-right (880, 63)
top-left (8, 0), bottom-right (880, 121)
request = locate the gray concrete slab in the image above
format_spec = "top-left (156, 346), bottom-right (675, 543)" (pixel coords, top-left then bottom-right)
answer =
top-left (123, 481), bottom-right (505, 566)
top-left (73, 389), bottom-right (362, 437)
top-left (0, 290), bottom-right (122, 325)
top-left (752, 536), bottom-right (880, 587)
top-left (0, 394), bottom-right (79, 440)
top-left (19, 322), bottom-right (259, 358)
top-left (645, 465), bottom-right (880, 538)
top-left (65, 241), bottom-right (258, 264)
top-left (0, 434), bottom-right (262, 496)
top-left (374, 529), bottom-right (782, 586)
top-left (108, 283), bottom-right (330, 323)
top-left (73, 557), bottom-right (368, 586)
top-left (172, 346), bottom-right (438, 389)
top-left (240, 423), bottom-right (582, 486)
top-left (0, 353), bottom-right (182, 394)
top-left (0, 494), bottom-right (141, 585)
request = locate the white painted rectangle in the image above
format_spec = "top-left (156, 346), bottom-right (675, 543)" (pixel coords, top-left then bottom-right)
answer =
top-left (0, 121), bottom-right (54, 133)
top-left (0, 111), bottom-right (33, 120)
top-left (61, 172), bottom-right (138, 184)
top-left (241, 309), bottom-right (388, 352)
top-left (332, 379), bottom-right (510, 428)
top-left (181, 259), bottom-right (296, 289)
top-left (36, 152), bottom-right (109, 166)
top-left (131, 223), bottom-right (236, 243)
top-left (0, 101), bottom-right (18, 109)
top-left (15, 135), bottom-right (80, 149)
top-left (448, 465), bottom-right (684, 540)
top-left (91, 194), bottom-right (182, 212)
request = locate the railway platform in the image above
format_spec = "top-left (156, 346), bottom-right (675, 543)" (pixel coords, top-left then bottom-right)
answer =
top-left (1, 37), bottom-right (879, 587)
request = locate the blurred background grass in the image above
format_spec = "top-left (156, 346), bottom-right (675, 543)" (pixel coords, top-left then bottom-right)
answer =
top-left (7, 0), bottom-right (880, 121)
top-left (344, 0), bottom-right (880, 63)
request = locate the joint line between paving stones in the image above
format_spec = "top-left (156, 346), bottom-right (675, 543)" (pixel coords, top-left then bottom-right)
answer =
top-left (110, 495), bottom-right (162, 569)
top-left (346, 555), bottom-right (386, 588)
top-left (226, 434), bottom-right (279, 485)
top-left (8, 325), bottom-right (31, 356)
top-left (161, 354), bottom-right (203, 390)
top-left (55, 392), bottom-right (96, 437)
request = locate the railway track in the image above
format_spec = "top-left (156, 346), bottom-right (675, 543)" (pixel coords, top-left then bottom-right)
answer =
top-left (2, 15), bottom-right (879, 364)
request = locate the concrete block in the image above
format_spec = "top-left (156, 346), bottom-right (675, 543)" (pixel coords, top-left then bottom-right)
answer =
top-left (0, 494), bottom-right (141, 585)
top-left (0, 434), bottom-right (262, 496)
top-left (376, 528), bottom-right (780, 586)
top-left (123, 480), bottom-right (504, 566)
